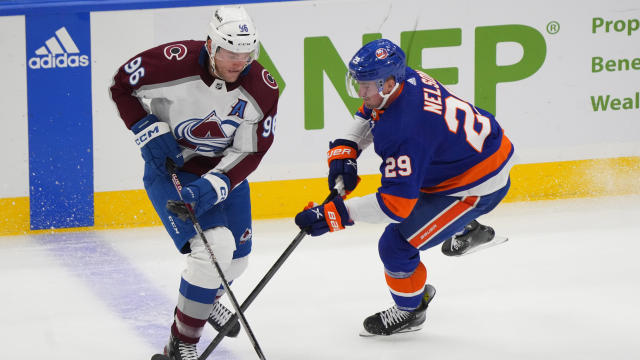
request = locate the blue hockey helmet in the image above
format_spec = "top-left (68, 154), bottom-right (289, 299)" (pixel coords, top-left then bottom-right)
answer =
top-left (346, 39), bottom-right (406, 98)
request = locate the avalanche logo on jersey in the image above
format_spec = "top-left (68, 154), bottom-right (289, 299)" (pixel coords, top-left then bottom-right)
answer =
top-left (239, 228), bottom-right (252, 245)
top-left (174, 109), bottom-right (239, 155)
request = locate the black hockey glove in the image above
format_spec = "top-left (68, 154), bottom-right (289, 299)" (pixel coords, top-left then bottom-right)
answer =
top-left (327, 139), bottom-right (360, 196)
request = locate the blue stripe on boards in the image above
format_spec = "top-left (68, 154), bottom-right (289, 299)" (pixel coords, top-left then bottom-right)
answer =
top-left (26, 13), bottom-right (94, 230)
top-left (0, 0), bottom-right (301, 16)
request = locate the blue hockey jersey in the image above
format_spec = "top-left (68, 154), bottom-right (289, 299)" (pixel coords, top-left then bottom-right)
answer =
top-left (343, 67), bottom-right (515, 223)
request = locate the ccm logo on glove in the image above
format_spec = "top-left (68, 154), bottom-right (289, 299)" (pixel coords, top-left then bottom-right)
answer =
top-left (134, 122), bottom-right (170, 147)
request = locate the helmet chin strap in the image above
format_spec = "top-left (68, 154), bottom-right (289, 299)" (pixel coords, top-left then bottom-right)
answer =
top-left (206, 45), bottom-right (223, 80)
top-left (208, 51), bottom-right (230, 81)
top-left (212, 65), bottom-right (227, 81)
top-left (375, 82), bottom-right (401, 109)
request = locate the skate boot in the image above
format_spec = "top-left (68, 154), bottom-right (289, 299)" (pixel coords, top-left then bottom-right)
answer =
top-left (441, 220), bottom-right (507, 256)
top-left (164, 335), bottom-right (198, 360)
top-left (360, 284), bottom-right (436, 336)
top-left (207, 300), bottom-right (241, 337)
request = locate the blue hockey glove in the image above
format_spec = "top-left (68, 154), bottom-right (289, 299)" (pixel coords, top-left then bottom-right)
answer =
top-left (131, 114), bottom-right (184, 175)
top-left (294, 195), bottom-right (353, 236)
top-left (327, 139), bottom-right (360, 196)
top-left (168, 171), bottom-right (230, 221)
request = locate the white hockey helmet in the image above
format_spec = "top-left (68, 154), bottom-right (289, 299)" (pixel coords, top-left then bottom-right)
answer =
top-left (207, 6), bottom-right (259, 70)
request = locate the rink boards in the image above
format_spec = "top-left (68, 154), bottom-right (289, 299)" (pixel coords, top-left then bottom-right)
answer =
top-left (0, 0), bottom-right (639, 235)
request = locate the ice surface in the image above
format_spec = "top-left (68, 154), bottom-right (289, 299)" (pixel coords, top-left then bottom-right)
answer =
top-left (1, 195), bottom-right (639, 359)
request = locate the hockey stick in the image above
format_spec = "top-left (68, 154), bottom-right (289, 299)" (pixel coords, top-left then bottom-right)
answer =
top-left (166, 160), bottom-right (266, 360)
top-left (199, 188), bottom-right (339, 360)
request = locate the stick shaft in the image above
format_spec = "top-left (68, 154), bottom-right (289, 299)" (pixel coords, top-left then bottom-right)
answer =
top-left (199, 189), bottom-right (338, 360)
top-left (168, 166), bottom-right (266, 360)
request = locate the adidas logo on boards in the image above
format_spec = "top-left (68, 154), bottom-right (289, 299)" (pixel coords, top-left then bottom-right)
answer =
top-left (28, 27), bottom-right (89, 69)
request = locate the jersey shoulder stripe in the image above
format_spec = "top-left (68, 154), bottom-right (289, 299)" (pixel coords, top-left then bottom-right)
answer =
top-left (421, 132), bottom-right (514, 194)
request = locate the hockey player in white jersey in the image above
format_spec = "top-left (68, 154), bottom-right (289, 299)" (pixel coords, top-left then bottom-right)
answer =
top-left (110, 6), bottom-right (279, 360)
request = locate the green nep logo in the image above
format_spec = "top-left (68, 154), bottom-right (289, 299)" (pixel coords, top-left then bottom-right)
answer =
top-left (303, 25), bottom-right (547, 130)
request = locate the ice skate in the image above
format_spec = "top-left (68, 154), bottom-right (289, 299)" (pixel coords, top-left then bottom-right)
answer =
top-left (360, 284), bottom-right (436, 336)
top-left (208, 300), bottom-right (241, 337)
top-left (164, 335), bottom-right (198, 360)
top-left (441, 220), bottom-right (508, 256)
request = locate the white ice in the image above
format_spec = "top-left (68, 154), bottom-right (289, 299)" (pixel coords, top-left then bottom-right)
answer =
top-left (1, 195), bottom-right (639, 360)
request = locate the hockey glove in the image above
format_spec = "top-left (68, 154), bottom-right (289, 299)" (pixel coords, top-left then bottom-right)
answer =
top-left (131, 114), bottom-right (184, 176)
top-left (327, 139), bottom-right (360, 196)
top-left (167, 171), bottom-right (230, 221)
top-left (294, 195), bottom-right (353, 236)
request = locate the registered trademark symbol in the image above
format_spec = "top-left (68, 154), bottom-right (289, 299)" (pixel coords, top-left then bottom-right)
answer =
top-left (547, 21), bottom-right (560, 34)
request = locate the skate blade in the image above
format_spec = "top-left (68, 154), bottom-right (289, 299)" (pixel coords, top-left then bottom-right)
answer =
top-left (359, 324), bottom-right (423, 337)
top-left (150, 354), bottom-right (169, 360)
top-left (457, 235), bottom-right (508, 257)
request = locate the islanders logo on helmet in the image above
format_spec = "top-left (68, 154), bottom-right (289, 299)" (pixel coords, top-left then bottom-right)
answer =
top-left (347, 39), bottom-right (407, 83)
top-left (375, 48), bottom-right (388, 59)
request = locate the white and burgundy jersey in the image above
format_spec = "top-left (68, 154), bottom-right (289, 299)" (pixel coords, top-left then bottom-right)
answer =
top-left (110, 40), bottom-right (279, 188)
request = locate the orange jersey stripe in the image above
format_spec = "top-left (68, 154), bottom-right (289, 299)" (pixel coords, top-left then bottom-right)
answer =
top-left (409, 196), bottom-right (479, 248)
top-left (380, 192), bottom-right (418, 219)
top-left (384, 262), bottom-right (427, 296)
top-left (422, 133), bottom-right (513, 194)
top-left (357, 103), bottom-right (381, 121)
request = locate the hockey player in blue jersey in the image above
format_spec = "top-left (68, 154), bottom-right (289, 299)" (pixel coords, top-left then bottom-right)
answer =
top-left (295, 39), bottom-right (515, 336)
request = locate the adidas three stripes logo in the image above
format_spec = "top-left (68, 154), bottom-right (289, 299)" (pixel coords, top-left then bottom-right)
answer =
top-left (28, 26), bottom-right (89, 69)
top-left (35, 27), bottom-right (79, 55)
